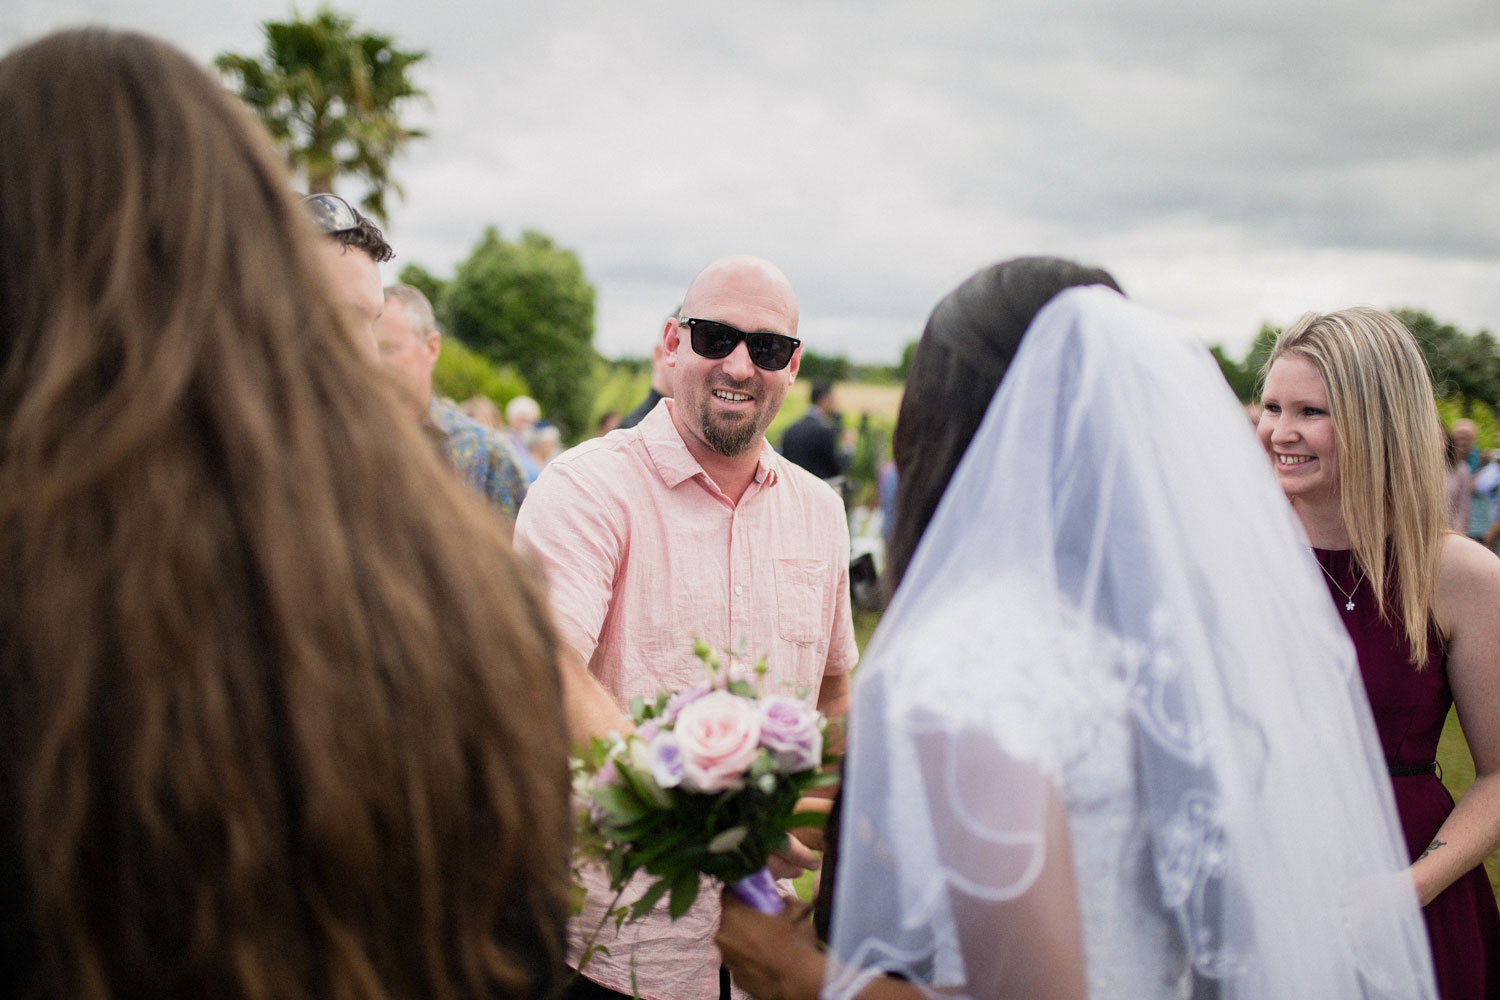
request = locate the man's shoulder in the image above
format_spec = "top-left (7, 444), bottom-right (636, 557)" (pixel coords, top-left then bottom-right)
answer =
top-left (783, 412), bottom-right (820, 437)
top-left (769, 451), bottom-right (844, 507)
top-left (538, 428), bottom-right (650, 488)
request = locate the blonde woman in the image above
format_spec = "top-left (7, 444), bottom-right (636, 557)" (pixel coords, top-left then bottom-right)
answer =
top-left (1258, 307), bottom-right (1500, 998)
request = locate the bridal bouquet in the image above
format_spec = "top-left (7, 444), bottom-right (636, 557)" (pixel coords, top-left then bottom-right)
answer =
top-left (572, 641), bottom-right (836, 924)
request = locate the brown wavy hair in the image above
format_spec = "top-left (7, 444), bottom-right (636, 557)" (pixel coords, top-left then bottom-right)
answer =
top-left (0, 29), bottom-right (570, 1000)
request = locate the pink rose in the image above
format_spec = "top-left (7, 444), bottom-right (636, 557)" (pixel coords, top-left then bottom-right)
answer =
top-left (758, 696), bottom-right (823, 774)
top-left (674, 690), bottom-right (762, 793)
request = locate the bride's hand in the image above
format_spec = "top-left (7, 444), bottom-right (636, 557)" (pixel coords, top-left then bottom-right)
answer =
top-left (717, 888), bottom-right (823, 1000)
top-left (788, 795), bottom-right (833, 854)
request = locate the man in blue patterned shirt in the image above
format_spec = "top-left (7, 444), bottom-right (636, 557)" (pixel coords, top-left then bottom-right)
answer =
top-left (375, 284), bottom-right (527, 520)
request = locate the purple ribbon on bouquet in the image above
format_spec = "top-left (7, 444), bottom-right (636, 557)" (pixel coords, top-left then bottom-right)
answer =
top-left (730, 867), bottom-right (784, 914)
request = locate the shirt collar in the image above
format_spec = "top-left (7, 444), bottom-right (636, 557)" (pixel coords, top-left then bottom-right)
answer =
top-left (640, 399), bottom-right (780, 490)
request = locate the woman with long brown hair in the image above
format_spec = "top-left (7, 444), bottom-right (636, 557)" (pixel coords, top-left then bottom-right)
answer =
top-left (0, 28), bottom-right (571, 1000)
top-left (1258, 307), bottom-right (1500, 998)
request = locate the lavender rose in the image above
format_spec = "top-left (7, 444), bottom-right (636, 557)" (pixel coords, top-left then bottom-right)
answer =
top-left (758, 696), bottom-right (823, 773)
top-left (646, 732), bottom-right (685, 789)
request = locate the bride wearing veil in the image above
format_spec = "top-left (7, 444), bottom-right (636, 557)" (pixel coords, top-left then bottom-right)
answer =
top-left (716, 259), bottom-right (1436, 999)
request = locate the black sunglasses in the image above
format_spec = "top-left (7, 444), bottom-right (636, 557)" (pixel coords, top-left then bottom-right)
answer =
top-left (301, 193), bottom-right (362, 235)
top-left (681, 318), bottom-right (801, 372)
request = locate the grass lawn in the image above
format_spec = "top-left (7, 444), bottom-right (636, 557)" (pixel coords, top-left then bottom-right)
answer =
top-left (1437, 707), bottom-right (1500, 897)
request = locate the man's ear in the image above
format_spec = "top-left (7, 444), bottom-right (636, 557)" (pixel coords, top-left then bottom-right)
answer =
top-left (423, 329), bottom-right (442, 365)
top-left (662, 316), bottom-right (682, 367)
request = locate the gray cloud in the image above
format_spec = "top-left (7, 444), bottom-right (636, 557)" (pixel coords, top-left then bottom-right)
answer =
top-left (10, 0), bottom-right (1500, 361)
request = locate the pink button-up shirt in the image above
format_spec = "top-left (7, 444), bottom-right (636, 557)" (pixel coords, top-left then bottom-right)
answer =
top-left (515, 399), bottom-right (857, 1000)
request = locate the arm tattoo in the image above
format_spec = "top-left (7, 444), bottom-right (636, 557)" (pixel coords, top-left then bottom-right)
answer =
top-left (1418, 838), bottom-right (1447, 862)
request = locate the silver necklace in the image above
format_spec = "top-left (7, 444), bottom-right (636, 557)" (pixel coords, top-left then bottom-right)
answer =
top-left (1317, 559), bottom-right (1364, 612)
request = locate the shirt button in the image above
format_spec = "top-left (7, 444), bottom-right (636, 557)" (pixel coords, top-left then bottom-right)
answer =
top-left (734, 585), bottom-right (743, 596)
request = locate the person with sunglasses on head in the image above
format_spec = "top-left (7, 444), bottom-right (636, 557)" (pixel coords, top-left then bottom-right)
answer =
top-left (302, 191), bottom-right (394, 358)
top-left (515, 255), bottom-right (857, 1000)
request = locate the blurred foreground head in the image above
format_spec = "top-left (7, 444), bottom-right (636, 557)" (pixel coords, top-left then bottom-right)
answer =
top-left (0, 28), bottom-right (569, 1000)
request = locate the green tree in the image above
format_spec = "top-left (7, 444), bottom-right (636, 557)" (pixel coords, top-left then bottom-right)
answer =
top-left (1396, 309), bottom-right (1500, 413)
top-left (216, 7), bottom-right (426, 221)
top-left (397, 263), bottom-right (446, 308)
top-left (1242, 324), bottom-right (1278, 383)
top-left (897, 340), bottom-right (919, 381)
top-left (797, 350), bottom-right (852, 384)
top-left (1210, 346), bottom-right (1257, 402)
top-left (439, 227), bottom-right (598, 438)
top-left (431, 335), bottom-right (530, 412)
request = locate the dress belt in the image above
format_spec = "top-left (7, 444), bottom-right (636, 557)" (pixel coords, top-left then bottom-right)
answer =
top-left (1387, 760), bottom-right (1440, 778)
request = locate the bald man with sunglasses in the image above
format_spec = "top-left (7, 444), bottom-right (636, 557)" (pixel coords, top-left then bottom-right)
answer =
top-left (515, 255), bottom-right (855, 1000)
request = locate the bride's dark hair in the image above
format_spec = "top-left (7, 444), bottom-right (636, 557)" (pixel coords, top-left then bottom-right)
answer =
top-left (0, 29), bottom-right (569, 1000)
top-left (884, 257), bottom-right (1122, 598)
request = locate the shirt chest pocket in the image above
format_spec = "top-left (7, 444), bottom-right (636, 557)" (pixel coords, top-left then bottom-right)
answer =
top-left (774, 557), bottom-right (827, 646)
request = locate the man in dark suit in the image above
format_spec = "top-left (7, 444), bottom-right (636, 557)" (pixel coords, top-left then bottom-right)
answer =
top-left (780, 378), bottom-right (848, 480)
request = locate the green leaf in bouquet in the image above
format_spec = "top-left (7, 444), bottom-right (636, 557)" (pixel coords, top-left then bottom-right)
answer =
top-left (726, 678), bottom-right (754, 698)
top-left (796, 769), bottom-right (841, 791)
top-left (667, 867), bottom-right (701, 920)
top-left (629, 695), bottom-right (647, 722)
top-left (786, 809), bottom-right (829, 830)
top-left (707, 826), bottom-right (748, 854)
top-left (748, 751), bottom-right (777, 781)
top-left (629, 829), bottom-right (689, 872)
top-left (617, 760), bottom-right (673, 810)
top-left (590, 785), bottom-right (648, 825)
top-left (627, 875), bottom-right (674, 921)
top-left (652, 841), bottom-right (708, 878)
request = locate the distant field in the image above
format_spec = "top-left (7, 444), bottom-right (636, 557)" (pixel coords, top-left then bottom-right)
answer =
top-left (835, 383), bottom-right (902, 421)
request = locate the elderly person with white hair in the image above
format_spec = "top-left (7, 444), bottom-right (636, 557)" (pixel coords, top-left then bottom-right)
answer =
top-left (505, 395), bottom-right (543, 483)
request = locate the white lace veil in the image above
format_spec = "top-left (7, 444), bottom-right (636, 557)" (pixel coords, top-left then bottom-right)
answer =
top-left (824, 287), bottom-right (1435, 999)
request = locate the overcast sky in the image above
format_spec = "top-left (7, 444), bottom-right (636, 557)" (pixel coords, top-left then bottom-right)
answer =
top-left (10, 0), bottom-right (1500, 362)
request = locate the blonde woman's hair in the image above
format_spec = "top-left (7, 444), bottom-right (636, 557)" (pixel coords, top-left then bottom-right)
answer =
top-left (1264, 307), bottom-right (1447, 664)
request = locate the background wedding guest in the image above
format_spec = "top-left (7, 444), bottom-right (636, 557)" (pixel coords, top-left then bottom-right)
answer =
top-left (0, 28), bottom-right (571, 1000)
top-left (460, 394), bottom-right (505, 429)
top-left (618, 309), bottom-right (678, 430)
top-left (780, 378), bottom-right (849, 482)
top-left (1259, 308), bottom-right (1500, 998)
top-left (301, 190), bottom-right (393, 358)
top-left (528, 421), bottom-right (563, 470)
top-left (505, 394), bottom-right (544, 482)
top-left (375, 283), bottom-right (528, 519)
top-left (1477, 449), bottom-right (1500, 552)
top-left (718, 259), bottom-right (1437, 999)
top-left (1446, 429), bottom-right (1474, 533)
top-left (515, 255), bottom-right (855, 1000)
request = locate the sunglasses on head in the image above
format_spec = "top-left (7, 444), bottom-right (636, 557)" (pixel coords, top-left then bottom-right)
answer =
top-left (301, 193), bottom-right (362, 236)
top-left (680, 317), bottom-right (801, 372)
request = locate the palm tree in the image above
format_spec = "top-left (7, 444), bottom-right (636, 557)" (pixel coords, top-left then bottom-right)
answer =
top-left (216, 7), bottom-right (426, 222)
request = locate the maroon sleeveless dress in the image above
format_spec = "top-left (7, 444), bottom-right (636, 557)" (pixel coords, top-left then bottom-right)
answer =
top-left (1315, 547), bottom-right (1500, 999)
